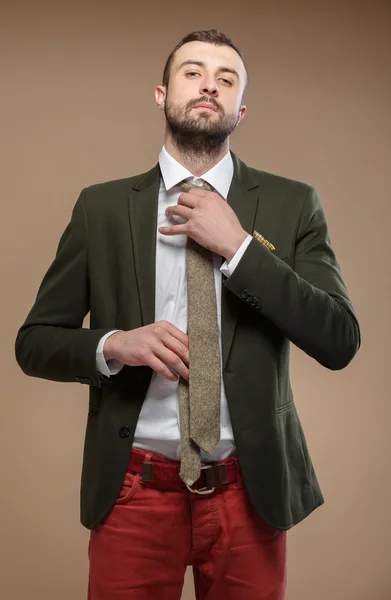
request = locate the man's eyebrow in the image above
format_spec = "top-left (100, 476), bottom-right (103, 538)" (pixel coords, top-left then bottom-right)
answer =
top-left (177, 60), bottom-right (239, 79)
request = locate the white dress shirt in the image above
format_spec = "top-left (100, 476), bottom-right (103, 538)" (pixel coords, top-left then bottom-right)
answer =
top-left (96, 146), bottom-right (252, 462)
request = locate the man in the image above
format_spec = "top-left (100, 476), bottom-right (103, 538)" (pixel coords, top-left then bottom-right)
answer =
top-left (15, 29), bottom-right (360, 600)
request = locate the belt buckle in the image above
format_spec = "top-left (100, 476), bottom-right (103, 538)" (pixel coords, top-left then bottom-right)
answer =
top-left (186, 463), bottom-right (227, 495)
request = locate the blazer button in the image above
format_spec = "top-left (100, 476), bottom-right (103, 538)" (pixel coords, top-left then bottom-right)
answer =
top-left (241, 289), bottom-right (249, 299)
top-left (119, 426), bottom-right (130, 438)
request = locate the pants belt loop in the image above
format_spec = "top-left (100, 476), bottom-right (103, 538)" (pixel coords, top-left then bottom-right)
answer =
top-left (141, 451), bottom-right (154, 482)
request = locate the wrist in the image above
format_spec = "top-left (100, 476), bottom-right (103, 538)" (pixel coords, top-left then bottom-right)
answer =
top-left (103, 332), bottom-right (122, 362)
top-left (224, 229), bottom-right (248, 262)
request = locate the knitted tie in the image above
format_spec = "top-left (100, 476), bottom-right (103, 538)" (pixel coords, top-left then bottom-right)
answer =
top-left (178, 179), bottom-right (221, 486)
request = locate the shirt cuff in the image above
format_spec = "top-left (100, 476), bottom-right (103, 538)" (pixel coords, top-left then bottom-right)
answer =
top-left (96, 330), bottom-right (125, 377)
top-left (220, 234), bottom-right (252, 277)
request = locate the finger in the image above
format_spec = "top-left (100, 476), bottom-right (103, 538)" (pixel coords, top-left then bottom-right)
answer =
top-left (158, 224), bottom-right (187, 235)
top-left (162, 332), bottom-right (190, 366)
top-left (163, 322), bottom-right (189, 348)
top-left (177, 192), bottom-right (198, 207)
top-left (147, 354), bottom-right (179, 382)
top-left (155, 345), bottom-right (189, 381)
top-left (166, 205), bottom-right (192, 219)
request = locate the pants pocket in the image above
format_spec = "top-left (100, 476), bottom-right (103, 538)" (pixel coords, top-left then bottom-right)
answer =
top-left (115, 470), bottom-right (142, 505)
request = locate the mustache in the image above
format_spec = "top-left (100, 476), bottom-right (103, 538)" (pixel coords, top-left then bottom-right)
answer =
top-left (186, 96), bottom-right (222, 113)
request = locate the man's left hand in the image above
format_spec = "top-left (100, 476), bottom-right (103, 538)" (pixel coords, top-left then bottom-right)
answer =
top-left (158, 187), bottom-right (248, 261)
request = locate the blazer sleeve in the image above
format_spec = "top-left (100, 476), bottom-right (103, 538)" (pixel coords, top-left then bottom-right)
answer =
top-left (224, 185), bottom-right (361, 370)
top-left (15, 188), bottom-right (114, 388)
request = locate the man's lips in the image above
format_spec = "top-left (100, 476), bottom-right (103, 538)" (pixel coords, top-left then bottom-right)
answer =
top-left (193, 103), bottom-right (217, 112)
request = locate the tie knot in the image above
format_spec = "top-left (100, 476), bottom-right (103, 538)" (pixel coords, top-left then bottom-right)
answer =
top-left (180, 179), bottom-right (213, 193)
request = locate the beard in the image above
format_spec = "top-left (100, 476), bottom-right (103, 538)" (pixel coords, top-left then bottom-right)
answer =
top-left (164, 94), bottom-right (239, 160)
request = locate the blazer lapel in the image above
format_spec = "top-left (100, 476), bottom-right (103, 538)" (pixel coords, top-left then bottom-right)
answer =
top-left (127, 151), bottom-right (260, 371)
top-left (128, 164), bottom-right (161, 328)
top-left (221, 151), bottom-right (259, 370)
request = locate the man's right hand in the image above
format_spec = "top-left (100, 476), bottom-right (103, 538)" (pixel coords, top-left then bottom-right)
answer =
top-left (103, 321), bottom-right (189, 382)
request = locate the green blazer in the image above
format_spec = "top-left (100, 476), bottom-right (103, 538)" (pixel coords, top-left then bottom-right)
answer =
top-left (15, 151), bottom-right (360, 531)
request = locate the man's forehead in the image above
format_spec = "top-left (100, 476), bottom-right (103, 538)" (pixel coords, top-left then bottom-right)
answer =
top-left (173, 41), bottom-right (245, 76)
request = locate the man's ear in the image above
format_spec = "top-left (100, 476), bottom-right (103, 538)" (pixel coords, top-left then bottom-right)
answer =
top-left (236, 105), bottom-right (247, 127)
top-left (155, 85), bottom-right (166, 110)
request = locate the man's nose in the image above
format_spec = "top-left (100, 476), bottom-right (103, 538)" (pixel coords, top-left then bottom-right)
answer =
top-left (199, 79), bottom-right (219, 97)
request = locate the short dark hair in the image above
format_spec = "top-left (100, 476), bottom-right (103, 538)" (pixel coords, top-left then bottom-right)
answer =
top-left (162, 29), bottom-right (248, 98)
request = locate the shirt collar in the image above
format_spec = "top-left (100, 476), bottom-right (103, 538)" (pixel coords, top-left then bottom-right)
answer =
top-left (158, 145), bottom-right (234, 199)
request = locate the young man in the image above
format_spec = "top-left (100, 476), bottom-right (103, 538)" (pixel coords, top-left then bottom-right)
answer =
top-left (15, 30), bottom-right (360, 600)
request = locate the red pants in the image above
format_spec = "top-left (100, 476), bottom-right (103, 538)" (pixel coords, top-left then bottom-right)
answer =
top-left (88, 447), bottom-right (287, 599)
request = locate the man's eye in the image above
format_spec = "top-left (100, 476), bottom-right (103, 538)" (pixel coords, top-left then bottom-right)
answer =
top-left (187, 72), bottom-right (200, 77)
top-left (220, 78), bottom-right (232, 85)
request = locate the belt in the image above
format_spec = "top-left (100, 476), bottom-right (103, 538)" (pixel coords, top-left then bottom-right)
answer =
top-left (128, 448), bottom-right (240, 495)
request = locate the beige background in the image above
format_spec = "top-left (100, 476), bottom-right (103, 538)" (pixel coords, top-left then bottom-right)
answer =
top-left (1, 1), bottom-right (390, 598)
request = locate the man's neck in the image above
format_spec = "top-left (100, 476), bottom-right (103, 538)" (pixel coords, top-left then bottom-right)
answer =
top-left (164, 133), bottom-right (230, 177)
